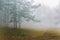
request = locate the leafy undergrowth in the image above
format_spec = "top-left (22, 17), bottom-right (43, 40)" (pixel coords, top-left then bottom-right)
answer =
top-left (0, 27), bottom-right (60, 40)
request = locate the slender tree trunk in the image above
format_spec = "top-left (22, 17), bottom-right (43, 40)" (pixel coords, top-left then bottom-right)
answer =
top-left (14, 22), bottom-right (17, 29)
top-left (13, 0), bottom-right (17, 29)
top-left (19, 21), bottom-right (21, 29)
top-left (18, 18), bottom-right (21, 29)
top-left (13, 13), bottom-right (17, 29)
top-left (4, 10), bottom-right (7, 26)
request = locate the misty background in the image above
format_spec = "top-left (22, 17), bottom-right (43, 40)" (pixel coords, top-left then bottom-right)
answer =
top-left (0, 0), bottom-right (60, 30)
top-left (22, 0), bottom-right (60, 30)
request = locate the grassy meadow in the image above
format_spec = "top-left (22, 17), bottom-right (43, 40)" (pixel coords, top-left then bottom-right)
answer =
top-left (0, 26), bottom-right (60, 40)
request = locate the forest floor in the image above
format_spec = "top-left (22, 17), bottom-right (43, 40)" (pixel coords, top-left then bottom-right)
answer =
top-left (0, 27), bottom-right (60, 40)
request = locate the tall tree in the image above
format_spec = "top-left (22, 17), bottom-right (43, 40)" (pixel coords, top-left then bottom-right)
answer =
top-left (0, 0), bottom-right (40, 28)
top-left (0, 0), bottom-right (3, 10)
top-left (1, 0), bottom-right (10, 26)
top-left (10, 0), bottom-right (40, 28)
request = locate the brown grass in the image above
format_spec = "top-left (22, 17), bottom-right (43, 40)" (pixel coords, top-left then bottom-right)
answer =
top-left (0, 27), bottom-right (60, 40)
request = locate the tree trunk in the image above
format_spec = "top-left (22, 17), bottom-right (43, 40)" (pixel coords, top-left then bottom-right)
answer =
top-left (14, 0), bottom-right (17, 29)
top-left (19, 21), bottom-right (21, 29)
top-left (14, 22), bottom-right (17, 29)
top-left (18, 18), bottom-right (21, 29)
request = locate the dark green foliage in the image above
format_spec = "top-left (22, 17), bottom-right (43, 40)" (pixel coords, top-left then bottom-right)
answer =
top-left (3, 27), bottom-right (29, 37)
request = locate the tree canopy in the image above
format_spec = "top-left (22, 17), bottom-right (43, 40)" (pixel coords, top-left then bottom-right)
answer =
top-left (0, 0), bottom-right (40, 28)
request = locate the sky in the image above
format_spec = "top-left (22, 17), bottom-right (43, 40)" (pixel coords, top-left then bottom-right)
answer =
top-left (34, 0), bottom-right (59, 8)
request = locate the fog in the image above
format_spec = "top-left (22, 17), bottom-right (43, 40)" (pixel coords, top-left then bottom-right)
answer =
top-left (22, 0), bottom-right (60, 30)
top-left (0, 0), bottom-right (60, 30)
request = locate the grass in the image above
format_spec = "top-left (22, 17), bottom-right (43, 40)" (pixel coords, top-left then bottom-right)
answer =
top-left (0, 27), bottom-right (60, 40)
